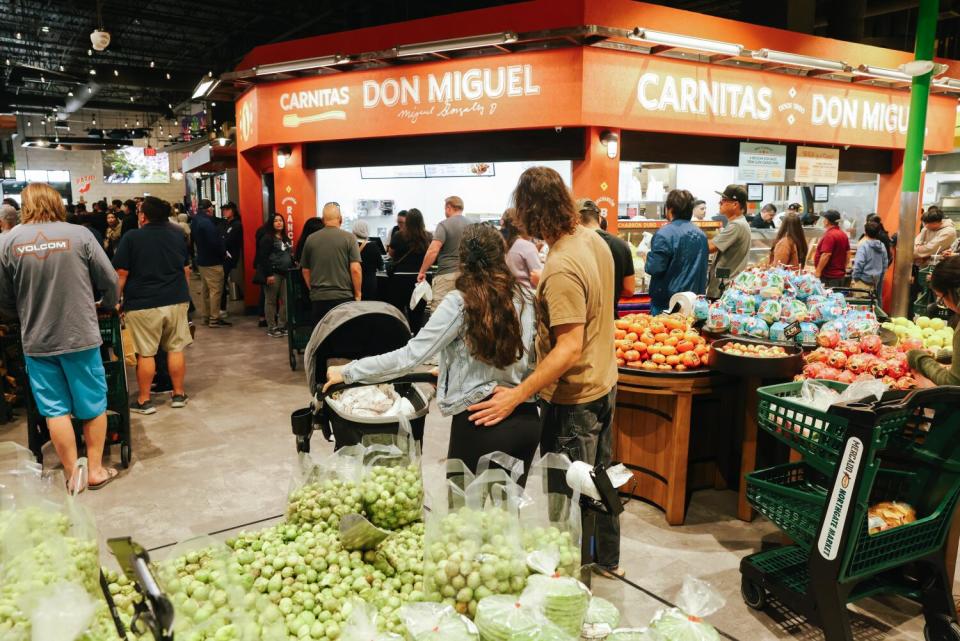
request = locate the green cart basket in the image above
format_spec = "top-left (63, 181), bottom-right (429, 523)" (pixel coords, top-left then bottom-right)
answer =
top-left (741, 386), bottom-right (960, 641)
top-left (24, 311), bottom-right (132, 468)
top-left (285, 267), bottom-right (314, 371)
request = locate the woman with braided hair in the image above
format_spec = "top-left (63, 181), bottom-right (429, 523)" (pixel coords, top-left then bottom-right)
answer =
top-left (908, 255), bottom-right (960, 386)
top-left (324, 224), bottom-right (540, 479)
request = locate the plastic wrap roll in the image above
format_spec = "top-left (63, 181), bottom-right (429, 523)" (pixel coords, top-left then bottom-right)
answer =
top-left (668, 292), bottom-right (697, 316)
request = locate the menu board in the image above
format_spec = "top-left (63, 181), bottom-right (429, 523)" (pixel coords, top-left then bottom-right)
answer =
top-left (795, 146), bottom-right (840, 184)
top-left (424, 163), bottom-right (495, 178)
top-left (360, 165), bottom-right (427, 179)
top-left (737, 142), bottom-right (787, 182)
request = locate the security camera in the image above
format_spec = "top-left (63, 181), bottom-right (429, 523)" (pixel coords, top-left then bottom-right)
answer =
top-left (555, 126), bottom-right (562, 133)
top-left (90, 29), bottom-right (110, 51)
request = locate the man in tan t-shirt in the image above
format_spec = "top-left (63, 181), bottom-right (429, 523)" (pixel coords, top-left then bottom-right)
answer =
top-left (468, 166), bottom-right (621, 577)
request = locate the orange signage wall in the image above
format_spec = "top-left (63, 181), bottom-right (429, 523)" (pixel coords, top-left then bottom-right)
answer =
top-left (238, 47), bottom-right (955, 154)
top-left (582, 48), bottom-right (956, 152)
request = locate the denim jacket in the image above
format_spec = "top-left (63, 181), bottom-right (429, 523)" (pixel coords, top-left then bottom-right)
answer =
top-left (341, 289), bottom-right (537, 416)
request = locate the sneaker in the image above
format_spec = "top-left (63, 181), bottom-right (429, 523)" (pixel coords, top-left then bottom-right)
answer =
top-left (151, 382), bottom-right (173, 395)
top-left (170, 394), bottom-right (189, 408)
top-left (278, 327), bottom-right (288, 336)
top-left (209, 318), bottom-right (232, 327)
top-left (130, 399), bottom-right (156, 415)
top-left (258, 319), bottom-right (268, 328)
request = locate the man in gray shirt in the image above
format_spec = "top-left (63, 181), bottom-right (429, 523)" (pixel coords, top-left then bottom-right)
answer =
top-left (417, 196), bottom-right (472, 313)
top-left (301, 202), bottom-right (361, 325)
top-left (0, 183), bottom-right (120, 491)
top-left (707, 184), bottom-right (753, 298)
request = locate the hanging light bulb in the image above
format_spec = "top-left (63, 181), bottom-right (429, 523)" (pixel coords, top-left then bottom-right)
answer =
top-left (91, 117), bottom-right (96, 125)
top-left (4, 59), bottom-right (9, 65)
top-left (15, 32), bottom-right (22, 40)
top-left (39, 75), bottom-right (45, 82)
top-left (165, 72), bottom-right (171, 80)
top-left (113, 69), bottom-right (118, 76)
top-left (136, 120), bottom-right (140, 126)
top-left (87, 49), bottom-right (92, 56)
top-left (67, 90), bottom-right (73, 97)
top-left (26, 121), bottom-right (31, 127)
top-left (211, 101), bottom-right (216, 106)
top-left (87, 86), bottom-right (92, 93)
top-left (89, 68), bottom-right (96, 75)
top-left (150, 60), bottom-right (155, 68)
top-left (129, 96), bottom-right (134, 102)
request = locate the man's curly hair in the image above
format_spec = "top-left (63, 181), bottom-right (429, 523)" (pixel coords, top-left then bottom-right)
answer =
top-left (512, 166), bottom-right (577, 242)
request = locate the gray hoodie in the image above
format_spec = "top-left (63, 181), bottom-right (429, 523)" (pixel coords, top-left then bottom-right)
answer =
top-left (852, 238), bottom-right (889, 285)
top-left (0, 222), bottom-right (119, 356)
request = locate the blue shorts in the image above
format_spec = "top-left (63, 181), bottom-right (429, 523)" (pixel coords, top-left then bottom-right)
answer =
top-left (25, 347), bottom-right (107, 420)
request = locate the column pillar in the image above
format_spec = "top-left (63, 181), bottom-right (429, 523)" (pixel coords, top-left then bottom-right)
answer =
top-left (237, 148), bottom-right (265, 309)
top-left (272, 143), bottom-right (317, 250)
top-left (572, 126), bottom-right (620, 233)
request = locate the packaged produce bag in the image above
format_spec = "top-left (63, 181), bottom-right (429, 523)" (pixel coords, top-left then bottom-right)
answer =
top-left (400, 602), bottom-right (479, 641)
top-left (474, 594), bottom-right (576, 641)
top-left (341, 600), bottom-right (403, 641)
top-left (287, 444), bottom-right (365, 529)
top-left (582, 596), bottom-right (622, 639)
top-left (649, 577), bottom-right (725, 641)
top-left (518, 453), bottom-right (581, 578)
top-left (360, 415), bottom-right (424, 530)
top-left (424, 466), bottom-right (529, 619)
top-left (519, 571), bottom-right (591, 637)
top-left (606, 629), bottom-right (665, 641)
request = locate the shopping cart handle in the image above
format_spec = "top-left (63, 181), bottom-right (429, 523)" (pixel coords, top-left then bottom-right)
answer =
top-left (323, 372), bottom-right (437, 397)
top-left (832, 385), bottom-right (960, 419)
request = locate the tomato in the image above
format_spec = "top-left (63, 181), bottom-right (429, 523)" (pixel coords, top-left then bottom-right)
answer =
top-left (676, 340), bottom-right (694, 354)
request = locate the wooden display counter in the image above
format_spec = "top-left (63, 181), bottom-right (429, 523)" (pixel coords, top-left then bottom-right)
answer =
top-left (613, 368), bottom-right (739, 525)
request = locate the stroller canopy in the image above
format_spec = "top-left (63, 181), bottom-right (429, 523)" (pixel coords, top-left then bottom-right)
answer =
top-left (304, 301), bottom-right (411, 394)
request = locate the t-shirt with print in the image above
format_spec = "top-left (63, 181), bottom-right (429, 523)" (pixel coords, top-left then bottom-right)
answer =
top-left (434, 215), bottom-right (473, 275)
top-left (301, 227), bottom-right (361, 301)
top-left (506, 238), bottom-right (542, 289)
top-left (707, 215), bottom-right (752, 298)
top-left (112, 222), bottom-right (190, 311)
top-left (536, 225), bottom-right (617, 405)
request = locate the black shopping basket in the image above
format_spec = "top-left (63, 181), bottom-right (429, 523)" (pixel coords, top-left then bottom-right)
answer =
top-left (24, 311), bottom-right (132, 468)
top-left (285, 267), bottom-right (314, 371)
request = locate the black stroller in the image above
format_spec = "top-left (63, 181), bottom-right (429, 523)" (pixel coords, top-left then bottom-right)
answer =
top-left (291, 301), bottom-right (434, 453)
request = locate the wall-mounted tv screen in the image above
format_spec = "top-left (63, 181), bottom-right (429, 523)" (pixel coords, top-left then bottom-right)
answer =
top-left (102, 147), bottom-right (170, 184)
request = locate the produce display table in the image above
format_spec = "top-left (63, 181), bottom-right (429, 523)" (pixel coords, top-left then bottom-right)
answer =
top-left (612, 368), bottom-right (738, 525)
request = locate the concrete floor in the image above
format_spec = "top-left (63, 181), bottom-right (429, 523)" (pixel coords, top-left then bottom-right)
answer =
top-left (0, 299), bottom-right (944, 640)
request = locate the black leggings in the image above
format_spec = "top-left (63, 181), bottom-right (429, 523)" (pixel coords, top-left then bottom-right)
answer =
top-left (448, 401), bottom-right (541, 485)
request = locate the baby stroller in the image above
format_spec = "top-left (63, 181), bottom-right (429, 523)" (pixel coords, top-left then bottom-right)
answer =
top-left (292, 301), bottom-right (434, 453)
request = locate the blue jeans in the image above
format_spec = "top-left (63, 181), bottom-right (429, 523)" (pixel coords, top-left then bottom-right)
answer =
top-left (539, 387), bottom-right (620, 569)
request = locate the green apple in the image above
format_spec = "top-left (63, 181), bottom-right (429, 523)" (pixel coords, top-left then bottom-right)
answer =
top-left (931, 318), bottom-right (946, 331)
top-left (916, 316), bottom-right (932, 329)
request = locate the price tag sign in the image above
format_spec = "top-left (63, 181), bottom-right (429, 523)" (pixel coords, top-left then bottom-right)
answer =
top-left (716, 268), bottom-right (731, 280)
top-left (783, 321), bottom-right (801, 340)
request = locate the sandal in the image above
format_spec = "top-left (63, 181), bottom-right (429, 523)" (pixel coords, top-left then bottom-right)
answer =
top-left (594, 566), bottom-right (626, 579)
top-left (88, 467), bottom-right (121, 491)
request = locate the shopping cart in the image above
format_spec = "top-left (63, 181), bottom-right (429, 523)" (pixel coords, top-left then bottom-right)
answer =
top-left (292, 301), bottom-right (434, 453)
top-left (285, 267), bottom-right (314, 371)
top-left (741, 386), bottom-right (960, 641)
top-left (24, 311), bottom-right (132, 468)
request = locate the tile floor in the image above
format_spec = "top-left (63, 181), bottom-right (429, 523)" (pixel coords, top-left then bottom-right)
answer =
top-left (0, 301), bottom-right (948, 640)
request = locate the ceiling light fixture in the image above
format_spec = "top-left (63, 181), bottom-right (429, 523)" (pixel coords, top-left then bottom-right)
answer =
top-left (129, 96), bottom-right (134, 102)
top-left (113, 69), bottom-right (118, 76)
top-left (191, 76), bottom-right (221, 99)
top-left (15, 32), bottom-right (22, 40)
top-left (87, 49), bottom-right (93, 56)
top-left (58, 64), bottom-right (64, 71)
top-left (150, 60), bottom-right (155, 68)
top-left (933, 77), bottom-right (960, 90)
top-left (89, 68), bottom-right (96, 75)
top-left (396, 32), bottom-right (518, 58)
top-left (276, 146), bottom-right (292, 169)
top-left (165, 72), bottom-right (171, 80)
top-left (856, 64), bottom-right (912, 82)
top-left (67, 91), bottom-right (73, 96)
top-left (41, 26), bottom-right (49, 33)
top-left (90, 29), bottom-right (110, 51)
top-left (751, 49), bottom-right (849, 72)
top-left (92, 118), bottom-right (96, 125)
top-left (630, 27), bottom-right (743, 57)
top-left (253, 54), bottom-right (349, 76)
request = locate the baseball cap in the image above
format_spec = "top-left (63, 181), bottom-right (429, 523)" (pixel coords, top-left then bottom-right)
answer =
top-left (198, 198), bottom-right (213, 211)
top-left (822, 210), bottom-right (841, 224)
top-left (575, 198), bottom-right (600, 214)
top-left (715, 184), bottom-right (747, 209)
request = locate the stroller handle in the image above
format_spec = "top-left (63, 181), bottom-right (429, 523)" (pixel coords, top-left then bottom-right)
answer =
top-left (322, 371), bottom-right (438, 398)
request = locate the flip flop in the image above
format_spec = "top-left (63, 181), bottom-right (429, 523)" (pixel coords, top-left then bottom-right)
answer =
top-left (594, 566), bottom-right (626, 579)
top-left (88, 467), bottom-right (120, 491)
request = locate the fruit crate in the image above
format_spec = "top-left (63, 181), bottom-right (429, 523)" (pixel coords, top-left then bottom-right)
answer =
top-left (756, 380), bottom-right (913, 475)
top-left (741, 387), bottom-right (960, 641)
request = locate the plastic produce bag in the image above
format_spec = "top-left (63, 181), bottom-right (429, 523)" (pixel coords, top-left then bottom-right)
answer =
top-left (582, 596), bottom-right (621, 638)
top-left (341, 600), bottom-right (403, 641)
top-left (795, 378), bottom-right (887, 412)
top-left (287, 444), bottom-right (365, 529)
top-left (360, 415), bottom-right (424, 530)
top-left (400, 602), bottom-right (479, 641)
top-left (518, 454), bottom-right (581, 578)
top-left (474, 594), bottom-right (575, 641)
top-left (649, 577), bottom-right (724, 641)
top-left (606, 629), bottom-right (664, 641)
top-left (29, 582), bottom-right (97, 641)
top-left (424, 464), bottom-right (529, 619)
top-left (520, 571), bottom-right (590, 637)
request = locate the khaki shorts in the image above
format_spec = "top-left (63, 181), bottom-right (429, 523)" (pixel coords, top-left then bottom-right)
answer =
top-left (125, 303), bottom-right (192, 357)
